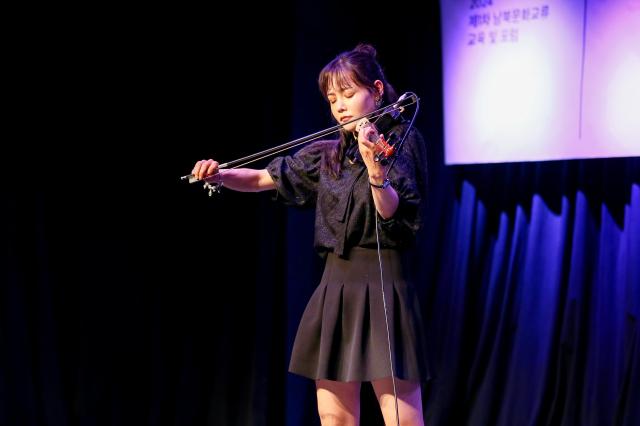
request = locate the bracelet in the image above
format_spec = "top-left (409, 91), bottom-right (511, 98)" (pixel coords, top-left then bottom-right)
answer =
top-left (369, 178), bottom-right (391, 189)
top-left (203, 171), bottom-right (224, 196)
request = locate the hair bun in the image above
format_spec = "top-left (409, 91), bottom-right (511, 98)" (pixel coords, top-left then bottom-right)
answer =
top-left (354, 43), bottom-right (377, 59)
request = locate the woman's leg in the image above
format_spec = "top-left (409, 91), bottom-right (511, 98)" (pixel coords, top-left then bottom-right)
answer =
top-left (315, 380), bottom-right (361, 426)
top-left (371, 377), bottom-right (424, 426)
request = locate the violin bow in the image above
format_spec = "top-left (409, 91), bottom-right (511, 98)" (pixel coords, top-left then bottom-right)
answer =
top-left (180, 93), bottom-right (419, 184)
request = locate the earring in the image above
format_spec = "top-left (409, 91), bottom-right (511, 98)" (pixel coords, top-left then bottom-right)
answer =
top-left (375, 97), bottom-right (382, 108)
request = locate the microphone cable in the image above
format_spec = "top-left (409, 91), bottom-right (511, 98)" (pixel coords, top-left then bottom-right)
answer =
top-left (374, 213), bottom-right (401, 426)
top-left (371, 92), bottom-right (420, 426)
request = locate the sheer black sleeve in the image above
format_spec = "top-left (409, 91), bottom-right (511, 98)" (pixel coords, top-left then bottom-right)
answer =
top-left (266, 141), bottom-right (329, 207)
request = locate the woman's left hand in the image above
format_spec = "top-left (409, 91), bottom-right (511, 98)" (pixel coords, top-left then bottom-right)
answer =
top-left (356, 119), bottom-right (386, 184)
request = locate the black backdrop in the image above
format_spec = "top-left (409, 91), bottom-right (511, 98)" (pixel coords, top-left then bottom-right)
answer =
top-left (3, 2), bottom-right (638, 425)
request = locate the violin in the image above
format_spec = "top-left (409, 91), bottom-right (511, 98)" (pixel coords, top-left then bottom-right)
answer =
top-left (355, 103), bottom-right (405, 163)
top-left (180, 92), bottom-right (419, 186)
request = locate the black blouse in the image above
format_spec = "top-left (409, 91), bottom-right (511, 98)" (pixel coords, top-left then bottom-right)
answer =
top-left (266, 123), bottom-right (428, 257)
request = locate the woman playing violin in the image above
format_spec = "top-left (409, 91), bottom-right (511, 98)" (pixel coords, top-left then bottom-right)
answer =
top-left (191, 43), bottom-right (430, 426)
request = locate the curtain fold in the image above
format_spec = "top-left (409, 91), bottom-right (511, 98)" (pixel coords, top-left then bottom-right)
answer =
top-left (425, 159), bottom-right (639, 426)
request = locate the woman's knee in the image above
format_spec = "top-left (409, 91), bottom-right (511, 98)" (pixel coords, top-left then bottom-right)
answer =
top-left (372, 377), bottom-right (424, 426)
top-left (316, 380), bottom-right (361, 426)
top-left (318, 411), bottom-right (354, 425)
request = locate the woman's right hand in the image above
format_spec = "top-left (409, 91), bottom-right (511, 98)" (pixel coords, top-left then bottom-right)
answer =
top-left (192, 159), bottom-right (219, 181)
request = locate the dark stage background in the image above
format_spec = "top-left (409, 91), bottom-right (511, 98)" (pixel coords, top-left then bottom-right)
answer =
top-left (3, 2), bottom-right (638, 426)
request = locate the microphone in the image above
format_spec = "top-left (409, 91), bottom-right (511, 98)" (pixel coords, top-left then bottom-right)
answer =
top-left (387, 92), bottom-right (415, 117)
top-left (394, 92), bottom-right (410, 107)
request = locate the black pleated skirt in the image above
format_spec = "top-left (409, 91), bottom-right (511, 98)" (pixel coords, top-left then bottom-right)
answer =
top-left (288, 247), bottom-right (431, 382)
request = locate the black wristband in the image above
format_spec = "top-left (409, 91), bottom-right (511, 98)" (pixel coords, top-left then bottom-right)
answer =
top-left (369, 178), bottom-right (391, 189)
